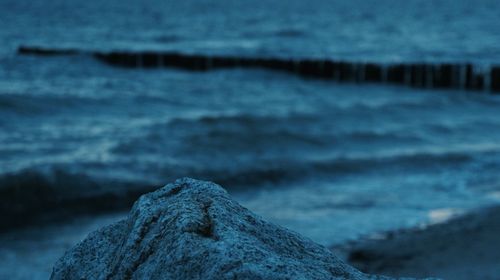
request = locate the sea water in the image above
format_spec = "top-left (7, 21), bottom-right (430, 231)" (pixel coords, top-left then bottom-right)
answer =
top-left (1, 0), bottom-right (500, 278)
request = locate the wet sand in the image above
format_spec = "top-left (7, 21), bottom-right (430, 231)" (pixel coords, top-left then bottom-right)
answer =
top-left (335, 205), bottom-right (500, 280)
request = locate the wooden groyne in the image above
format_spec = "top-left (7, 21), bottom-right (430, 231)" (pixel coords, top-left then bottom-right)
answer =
top-left (18, 46), bottom-right (500, 93)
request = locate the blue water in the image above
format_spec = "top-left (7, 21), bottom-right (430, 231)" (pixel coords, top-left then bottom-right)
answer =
top-left (1, 0), bottom-right (500, 278)
top-left (2, 0), bottom-right (500, 62)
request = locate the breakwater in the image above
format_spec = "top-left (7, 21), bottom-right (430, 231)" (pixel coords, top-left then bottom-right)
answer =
top-left (18, 46), bottom-right (500, 93)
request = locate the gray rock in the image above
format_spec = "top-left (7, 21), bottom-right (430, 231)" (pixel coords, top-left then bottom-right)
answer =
top-left (51, 178), bottom-right (392, 280)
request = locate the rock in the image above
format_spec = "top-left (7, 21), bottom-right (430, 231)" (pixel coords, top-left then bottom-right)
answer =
top-left (51, 178), bottom-right (392, 280)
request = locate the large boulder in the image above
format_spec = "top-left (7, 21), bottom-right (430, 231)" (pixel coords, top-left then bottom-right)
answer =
top-left (51, 178), bottom-right (391, 280)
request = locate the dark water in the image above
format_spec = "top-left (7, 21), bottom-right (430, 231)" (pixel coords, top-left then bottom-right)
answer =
top-left (2, 0), bottom-right (500, 62)
top-left (1, 1), bottom-right (500, 278)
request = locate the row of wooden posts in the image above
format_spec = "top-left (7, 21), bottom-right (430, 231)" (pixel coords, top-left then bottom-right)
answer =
top-left (18, 46), bottom-right (500, 92)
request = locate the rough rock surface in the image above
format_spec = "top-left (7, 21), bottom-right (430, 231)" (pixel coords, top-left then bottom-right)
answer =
top-left (51, 178), bottom-right (392, 280)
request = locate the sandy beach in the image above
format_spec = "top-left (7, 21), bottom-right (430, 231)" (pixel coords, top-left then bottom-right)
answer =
top-left (335, 205), bottom-right (500, 280)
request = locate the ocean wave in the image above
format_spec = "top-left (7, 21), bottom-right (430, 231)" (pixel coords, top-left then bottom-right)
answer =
top-left (152, 148), bottom-right (479, 192)
top-left (272, 28), bottom-right (307, 38)
top-left (153, 34), bottom-right (185, 43)
top-left (165, 112), bottom-right (425, 139)
top-left (0, 167), bottom-right (153, 231)
top-left (0, 145), bottom-right (493, 230)
top-left (242, 28), bottom-right (307, 39)
top-left (112, 112), bottom-right (425, 156)
top-left (0, 93), bottom-right (110, 115)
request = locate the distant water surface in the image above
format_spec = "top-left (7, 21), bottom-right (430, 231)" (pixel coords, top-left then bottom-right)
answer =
top-left (1, 0), bottom-right (500, 62)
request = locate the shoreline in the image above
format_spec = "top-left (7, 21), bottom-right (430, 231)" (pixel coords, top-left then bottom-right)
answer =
top-left (334, 204), bottom-right (500, 279)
